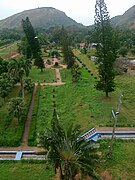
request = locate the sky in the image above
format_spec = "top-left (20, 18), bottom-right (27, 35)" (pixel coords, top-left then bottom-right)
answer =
top-left (0, 0), bottom-right (135, 26)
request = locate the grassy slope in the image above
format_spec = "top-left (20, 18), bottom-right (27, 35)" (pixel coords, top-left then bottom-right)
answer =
top-left (0, 162), bottom-right (54, 180)
top-left (36, 66), bottom-right (135, 137)
top-left (74, 49), bottom-right (135, 127)
top-left (99, 141), bottom-right (135, 179)
top-left (73, 49), bottom-right (98, 76)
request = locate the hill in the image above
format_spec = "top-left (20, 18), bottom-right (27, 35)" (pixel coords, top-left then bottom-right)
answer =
top-left (111, 5), bottom-right (135, 29)
top-left (0, 7), bottom-right (83, 30)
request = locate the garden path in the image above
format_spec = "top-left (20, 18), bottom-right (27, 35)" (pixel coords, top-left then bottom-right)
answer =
top-left (21, 84), bottom-right (37, 147)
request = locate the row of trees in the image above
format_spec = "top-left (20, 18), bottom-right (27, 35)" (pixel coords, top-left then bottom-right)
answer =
top-left (0, 56), bottom-right (33, 123)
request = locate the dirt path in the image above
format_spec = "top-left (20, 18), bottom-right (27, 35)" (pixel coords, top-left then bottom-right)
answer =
top-left (56, 68), bottom-right (61, 83)
top-left (0, 83), bottom-right (44, 152)
top-left (21, 84), bottom-right (37, 147)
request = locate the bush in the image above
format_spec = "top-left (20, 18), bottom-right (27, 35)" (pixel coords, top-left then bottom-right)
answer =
top-left (119, 47), bottom-right (128, 57)
top-left (131, 48), bottom-right (135, 55)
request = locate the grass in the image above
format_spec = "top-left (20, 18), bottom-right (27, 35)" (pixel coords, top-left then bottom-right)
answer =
top-left (34, 66), bottom-right (135, 139)
top-left (98, 140), bottom-right (135, 179)
top-left (29, 67), bottom-right (56, 83)
top-left (0, 161), bottom-right (54, 180)
top-left (35, 68), bottom-right (113, 135)
top-left (0, 86), bottom-right (32, 146)
top-left (60, 68), bottom-right (72, 82)
top-left (0, 43), bottom-right (18, 58)
top-left (73, 49), bottom-right (98, 76)
top-left (36, 85), bottom-right (54, 134)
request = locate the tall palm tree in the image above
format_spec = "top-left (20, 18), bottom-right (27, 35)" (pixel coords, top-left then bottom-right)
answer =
top-left (39, 110), bottom-right (99, 180)
top-left (8, 57), bottom-right (31, 100)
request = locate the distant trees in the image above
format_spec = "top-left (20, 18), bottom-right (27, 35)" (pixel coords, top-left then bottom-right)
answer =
top-left (60, 27), bottom-right (75, 68)
top-left (22, 17), bottom-right (44, 71)
top-left (0, 57), bottom-right (9, 75)
top-left (94, 0), bottom-right (117, 97)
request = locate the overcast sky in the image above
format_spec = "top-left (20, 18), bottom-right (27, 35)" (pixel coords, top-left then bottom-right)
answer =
top-left (0, 0), bottom-right (135, 26)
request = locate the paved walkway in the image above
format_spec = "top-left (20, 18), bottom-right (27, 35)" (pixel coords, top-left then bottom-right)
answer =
top-left (96, 127), bottom-right (135, 131)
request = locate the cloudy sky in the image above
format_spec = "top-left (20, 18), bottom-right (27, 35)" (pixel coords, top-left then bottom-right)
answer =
top-left (0, 0), bottom-right (135, 25)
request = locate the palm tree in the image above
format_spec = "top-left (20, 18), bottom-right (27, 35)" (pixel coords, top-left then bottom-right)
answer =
top-left (8, 97), bottom-right (25, 123)
top-left (39, 110), bottom-right (99, 180)
top-left (0, 73), bottom-right (13, 101)
top-left (8, 57), bottom-right (31, 100)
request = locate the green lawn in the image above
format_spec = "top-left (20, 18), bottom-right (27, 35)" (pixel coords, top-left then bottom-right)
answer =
top-left (98, 140), bottom-right (135, 179)
top-left (60, 68), bottom-right (72, 82)
top-left (34, 67), bottom-right (135, 138)
top-left (29, 67), bottom-right (56, 83)
top-left (0, 161), bottom-right (54, 180)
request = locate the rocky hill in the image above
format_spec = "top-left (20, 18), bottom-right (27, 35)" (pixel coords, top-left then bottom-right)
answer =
top-left (111, 5), bottom-right (135, 29)
top-left (0, 7), bottom-right (83, 30)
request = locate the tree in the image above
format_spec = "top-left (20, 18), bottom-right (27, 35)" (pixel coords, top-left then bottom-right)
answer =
top-left (24, 78), bottom-right (34, 93)
top-left (94, 0), bottom-right (117, 97)
top-left (60, 27), bottom-right (75, 68)
top-left (22, 17), bottom-right (44, 71)
top-left (119, 47), bottom-right (128, 57)
top-left (8, 57), bottom-right (31, 99)
top-left (8, 97), bottom-right (25, 123)
top-left (0, 57), bottom-right (9, 75)
top-left (0, 73), bottom-right (13, 101)
top-left (39, 110), bottom-right (99, 179)
top-left (17, 37), bottom-right (32, 59)
top-left (71, 64), bottom-right (82, 83)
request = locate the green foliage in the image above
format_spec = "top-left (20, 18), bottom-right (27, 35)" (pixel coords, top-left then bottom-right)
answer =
top-left (49, 50), bottom-right (61, 58)
top-left (8, 97), bottom-right (25, 123)
top-left (39, 110), bottom-right (99, 179)
top-left (0, 72), bottom-right (13, 100)
top-left (131, 48), bottom-right (135, 55)
top-left (0, 57), bottom-right (9, 75)
top-left (119, 47), bottom-right (128, 57)
top-left (24, 78), bottom-right (34, 93)
top-left (0, 39), bottom-right (13, 47)
top-left (0, 87), bottom-right (32, 146)
top-left (0, 28), bottom-right (21, 41)
top-left (60, 27), bottom-right (75, 68)
top-left (94, 0), bottom-right (117, 97)
top-left (17, 37), bottom-right (32, 59)
top-left (22, 17), bottom-right (44, 71)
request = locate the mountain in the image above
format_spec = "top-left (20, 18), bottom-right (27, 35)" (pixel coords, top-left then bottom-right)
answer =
top-left (0, 7), bottom-right (83, 30)
top-left (111, 5), bottom-right (135, 29)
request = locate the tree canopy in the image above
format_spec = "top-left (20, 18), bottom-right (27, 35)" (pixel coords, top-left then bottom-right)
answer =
top-left (94, 0), bottom-right (117, 97)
